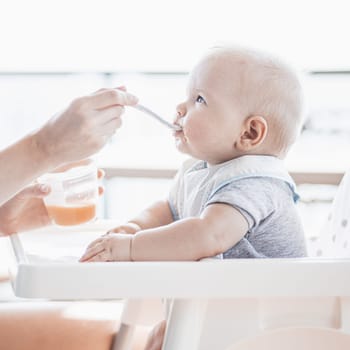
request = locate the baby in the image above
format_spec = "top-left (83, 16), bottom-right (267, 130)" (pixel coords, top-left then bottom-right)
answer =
top-left (80, 46), bottom-right (307, 262)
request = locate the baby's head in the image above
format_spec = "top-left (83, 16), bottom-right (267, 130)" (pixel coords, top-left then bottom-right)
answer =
top-left (174, 46), bottom-right (304, 164)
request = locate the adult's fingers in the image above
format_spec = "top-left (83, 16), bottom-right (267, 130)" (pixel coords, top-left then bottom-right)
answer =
top-left (97, 168), bottom-right (105, 196)
top-left (115, 86), bottom-right (127, 92)
top-left (93, 86), bottom-right (126, 94)
top-left (102, 116), bottom-right (123, 134)
top-left (91, 105), bottom-right (125, 132)
top-left (16, 184), bottom-right (51, 200)
top-left (87, 89), bottom-right (138, 109)
top-left (97, 168), bottom-right (105, 179)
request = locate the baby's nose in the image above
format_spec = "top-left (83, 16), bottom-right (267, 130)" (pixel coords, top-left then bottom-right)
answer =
top-left (176, 101), bottom-right (187, 116)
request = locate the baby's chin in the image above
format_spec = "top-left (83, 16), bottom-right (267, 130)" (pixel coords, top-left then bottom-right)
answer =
top-left (174, 138), bottom-right (188, 154)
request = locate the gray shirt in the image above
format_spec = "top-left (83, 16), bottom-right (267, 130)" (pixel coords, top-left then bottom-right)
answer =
top-left (209, 177), bottom-right (307, 258)
top-left (168, 156), bottom-right (307, 259)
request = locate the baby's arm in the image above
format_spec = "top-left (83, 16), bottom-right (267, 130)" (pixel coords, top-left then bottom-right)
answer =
top-left (108, 199), bottom-right (174, 234)
top-left (80, 203), bottom-right (248, 262)
top-left (131, 203), bottom-right (248, 260)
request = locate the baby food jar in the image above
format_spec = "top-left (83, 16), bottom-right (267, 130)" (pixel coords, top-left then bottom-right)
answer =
top-left (38, 163), bottom-right (98, 226)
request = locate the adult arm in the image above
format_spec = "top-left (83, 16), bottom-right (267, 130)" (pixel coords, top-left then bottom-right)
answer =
top-left (0, 88), bottom-right (138, 205)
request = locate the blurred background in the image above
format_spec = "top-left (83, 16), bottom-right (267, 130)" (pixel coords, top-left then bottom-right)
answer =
top-left (1, 0), bottom-right (350, 239)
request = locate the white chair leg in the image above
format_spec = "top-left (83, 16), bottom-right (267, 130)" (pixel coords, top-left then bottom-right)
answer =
top-left (162, 299), bottom-right (208, 350)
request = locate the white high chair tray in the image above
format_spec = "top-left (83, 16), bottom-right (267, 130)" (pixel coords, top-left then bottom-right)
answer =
top-left (9, 222), bottom-right (350, 300)
top-left (11, 259), bottom-right (350, 300)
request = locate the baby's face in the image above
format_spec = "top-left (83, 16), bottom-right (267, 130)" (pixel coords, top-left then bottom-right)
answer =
top-left (173, 54), bottom-right (246, 165)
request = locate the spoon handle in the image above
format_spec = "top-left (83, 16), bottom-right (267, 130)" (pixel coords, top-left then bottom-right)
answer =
top-left (132, 104), bottom-right (181, 131)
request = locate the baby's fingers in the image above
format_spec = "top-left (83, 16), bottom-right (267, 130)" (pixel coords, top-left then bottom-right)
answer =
top-left (80, 242), bottom-right (104, 262)
top-left (83, 250), bottom-right (110, 262)
top-left (107, 227), bottom-right (124, 234)
top-left (85, 236), bottom-right (105, 249)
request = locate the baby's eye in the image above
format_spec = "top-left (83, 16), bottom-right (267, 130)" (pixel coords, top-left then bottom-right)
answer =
top-left (195, 95), bottom-right (206, 104)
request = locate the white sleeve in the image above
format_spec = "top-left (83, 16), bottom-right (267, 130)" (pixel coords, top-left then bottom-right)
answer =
top-left (168, 157), bottom-right (198, 220)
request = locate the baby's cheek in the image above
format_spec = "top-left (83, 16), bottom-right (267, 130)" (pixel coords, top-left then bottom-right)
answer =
top-left (187, 126), bottom-right (207, 143)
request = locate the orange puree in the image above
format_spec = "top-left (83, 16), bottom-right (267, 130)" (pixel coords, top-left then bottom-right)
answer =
top-left (46, 204), bottom-right (96, 226)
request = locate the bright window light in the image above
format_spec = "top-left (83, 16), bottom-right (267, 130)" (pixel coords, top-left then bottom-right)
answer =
top-left (0, 0), bottom-right (349, 72)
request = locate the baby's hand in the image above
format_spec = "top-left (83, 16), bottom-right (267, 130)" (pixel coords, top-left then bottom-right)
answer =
top-left (107, 222), bottom-right (141, 235)
top-left (79, 233), bottom-right (132, 262)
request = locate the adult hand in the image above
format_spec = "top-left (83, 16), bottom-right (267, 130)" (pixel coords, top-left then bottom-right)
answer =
top-left (0, 183), bottom-right (51, 235)
top-left (35, 87), bottom-right (138, 168)
top-left (0, 168), bottom-right (105, 236)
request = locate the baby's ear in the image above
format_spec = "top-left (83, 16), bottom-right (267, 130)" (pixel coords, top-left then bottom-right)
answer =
top-left (236, 116), bottom-right (268, 151)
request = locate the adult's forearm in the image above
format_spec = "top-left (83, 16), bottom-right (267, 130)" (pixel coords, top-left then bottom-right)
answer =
top-left (0, 132), bottom-right (56, 205)
top-left (0, 88), bottom-right (139, 207)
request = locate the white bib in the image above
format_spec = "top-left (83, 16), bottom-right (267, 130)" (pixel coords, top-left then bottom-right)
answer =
top-left (170, 155), bottom-right (297, 220)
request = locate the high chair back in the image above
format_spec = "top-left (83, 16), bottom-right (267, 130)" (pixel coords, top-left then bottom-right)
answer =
top-left (308, 170), bottom-right (350, 257)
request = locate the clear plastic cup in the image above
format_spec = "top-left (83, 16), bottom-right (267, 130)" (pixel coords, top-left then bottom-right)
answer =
top-left (38, 163), bottom-right (98, 226)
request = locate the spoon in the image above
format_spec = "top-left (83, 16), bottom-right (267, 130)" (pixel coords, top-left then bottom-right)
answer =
top-left (132, 104), bottom-right (182, 131)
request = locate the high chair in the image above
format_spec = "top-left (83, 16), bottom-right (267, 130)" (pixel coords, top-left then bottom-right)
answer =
top-left (9, 171), bottom-right (350, 350)
top-left (112, 170), bottom-right (350, 350)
